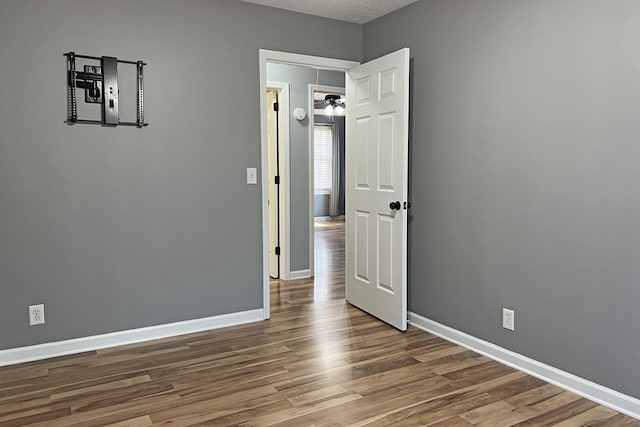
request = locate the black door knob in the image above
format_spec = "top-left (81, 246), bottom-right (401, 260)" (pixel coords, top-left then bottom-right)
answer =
top-left (389, 201), bottom-right (401, 210)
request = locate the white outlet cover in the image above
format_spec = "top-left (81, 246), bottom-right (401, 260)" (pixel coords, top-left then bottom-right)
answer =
top-left (29, 304), bottom-right (45, 326)
top-left (502, 308), bottom-right (514, 331)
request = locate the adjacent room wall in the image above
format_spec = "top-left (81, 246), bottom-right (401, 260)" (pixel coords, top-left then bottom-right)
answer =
top-left (266, 63), bottom-right (345, 271)
top-left (364, 0), bottom-right (640, 399)
top-left (0, 0), bottom-right (361, 350)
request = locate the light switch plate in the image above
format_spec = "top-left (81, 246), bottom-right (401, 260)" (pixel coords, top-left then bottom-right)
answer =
top-left (247, 168), bottom-right (257, 184)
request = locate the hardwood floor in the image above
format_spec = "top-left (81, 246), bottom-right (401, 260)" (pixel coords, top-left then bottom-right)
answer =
top-left (0, 219), bottom-right (637, 426)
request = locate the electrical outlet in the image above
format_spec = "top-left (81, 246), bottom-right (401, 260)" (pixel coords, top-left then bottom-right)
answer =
top-left (29, 304), bottom-right (45, 326)
top-left (502, 308), bottom-right (514, 331)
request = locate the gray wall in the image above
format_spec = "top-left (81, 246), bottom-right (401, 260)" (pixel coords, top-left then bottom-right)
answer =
top-left (364, 0), bottom-right (640, 398)
top-left (0, 0), bottom-right (361, 350)
top-left (314, 194), bottom-right (330, 217)
top-left (266, 63), bottom-right (345, 271)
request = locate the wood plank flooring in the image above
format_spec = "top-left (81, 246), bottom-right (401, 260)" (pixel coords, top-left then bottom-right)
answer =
top-left (0, 219), bottom-right (638, 426)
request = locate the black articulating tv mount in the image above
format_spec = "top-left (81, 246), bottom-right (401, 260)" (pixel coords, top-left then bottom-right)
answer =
top-left (65, 52), bottom-right (148, 128)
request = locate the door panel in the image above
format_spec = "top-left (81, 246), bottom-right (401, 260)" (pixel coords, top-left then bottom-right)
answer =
top-left (355, 210), bottom-right (370, 283)
top-left (378, 113), bottom-right (396, 190)
top-left (377, 214), bottom-right (394, 293)
top-left (346, 48), bottom-right (410, 331)
top-left (355, 117), bottom-right (371, 189)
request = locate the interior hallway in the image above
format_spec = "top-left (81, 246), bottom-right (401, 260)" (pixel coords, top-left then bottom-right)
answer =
top-left (0, 220), bottom-right (637, 425)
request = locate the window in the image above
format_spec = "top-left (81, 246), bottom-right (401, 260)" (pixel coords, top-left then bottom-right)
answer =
top-left (314, 124), bottom-right (333, 194)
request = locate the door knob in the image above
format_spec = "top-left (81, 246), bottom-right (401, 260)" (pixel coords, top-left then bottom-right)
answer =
top-left (389, 201), bottom-right (401, 210)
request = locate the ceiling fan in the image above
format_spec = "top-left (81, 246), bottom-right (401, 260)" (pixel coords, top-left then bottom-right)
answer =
top-left (320, 94), bottom-right (346, 116)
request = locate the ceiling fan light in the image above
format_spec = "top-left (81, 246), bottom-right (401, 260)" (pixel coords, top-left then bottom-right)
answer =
top-left (325, 105), bottom-right (334, 116)
top-left (335, 105), bottom-right (344, 115)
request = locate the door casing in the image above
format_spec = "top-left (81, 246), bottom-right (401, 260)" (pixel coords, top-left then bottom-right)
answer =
top-left (259, 50), bottom-right (358, 319)
top-left (308, 83), bottom-right (346, 279)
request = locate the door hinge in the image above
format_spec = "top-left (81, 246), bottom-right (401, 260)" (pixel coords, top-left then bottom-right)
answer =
top-left (273, 102), bottom-right (279, 112)
top-left (275, 246), bottom-right (281, 256)
top-left (275, 175), bottom-right (280, 185)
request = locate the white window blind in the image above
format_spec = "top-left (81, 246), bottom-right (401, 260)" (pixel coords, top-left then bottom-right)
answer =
top-left (314, 125), bottom-right (333, 194)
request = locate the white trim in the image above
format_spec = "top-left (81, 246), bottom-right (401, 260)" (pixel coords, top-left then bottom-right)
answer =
top-left (314, 215), bottom-right (346, 221)
top-left (0, 309), bottom-right (264, 367)
top-left (289, 269), bottom-right (312, 280)
top-left (266, 81), bottom-right (291, 281)
top-left (261, 50), bottom-right (359, 72)
top-left (408, 312), bottom-right (640, 421)
top-left (259, 49), bottom-right (359, 320)
top-left (260, 50), bottom-right (270, 319)
top-left (308, 84), bottom-right (346, 280)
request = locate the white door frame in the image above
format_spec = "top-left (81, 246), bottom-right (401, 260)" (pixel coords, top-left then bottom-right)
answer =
top-left (308, 83), bottom-right (346, 279)
top-left (266, 82), bottom-right (290, 280)
top-left (259, 49), bottom-right (359, 319)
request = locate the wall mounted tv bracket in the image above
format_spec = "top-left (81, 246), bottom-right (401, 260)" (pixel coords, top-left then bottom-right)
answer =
top-left (65, 52), bottom-right (148, 127)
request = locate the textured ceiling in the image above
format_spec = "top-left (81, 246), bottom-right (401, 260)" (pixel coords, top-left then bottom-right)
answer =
top-left (238, 0), bottom-right (419, 24)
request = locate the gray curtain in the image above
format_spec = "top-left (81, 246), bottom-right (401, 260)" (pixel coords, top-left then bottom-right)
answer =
top-left (329, 120), bottom-right (341, 217)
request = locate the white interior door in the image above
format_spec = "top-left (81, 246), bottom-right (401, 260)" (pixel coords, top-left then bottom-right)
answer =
top-left (266, 89), bottom-right (280, 278)
top-left (345, 48), bottom-right (410, 331)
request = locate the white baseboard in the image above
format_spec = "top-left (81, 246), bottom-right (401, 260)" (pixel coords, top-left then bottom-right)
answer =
top-left (289, 269), bottom-right (312, 280)
top-left (0, 309), bottom-right (265, 367)
top-left (408, 312), bottom-right (640, 420)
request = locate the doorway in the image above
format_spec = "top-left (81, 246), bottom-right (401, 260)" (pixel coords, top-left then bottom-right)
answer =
top-left (260, 51), bottom-right (358, 319)
top-left (260, 49), bottom-right (410, 330)
top-left (309, 85), bottom-right (346, 279)
top-left (266, 83), bottom-right (289, 280)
